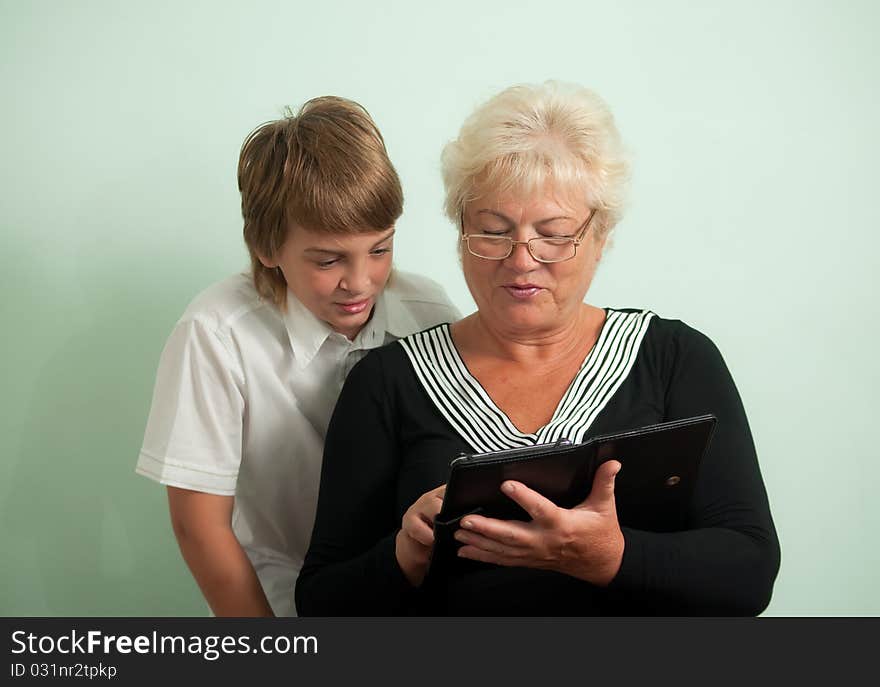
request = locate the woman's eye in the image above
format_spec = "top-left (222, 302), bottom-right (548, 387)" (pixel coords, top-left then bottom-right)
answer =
top-left (480, 229), bottom-right (508, 236)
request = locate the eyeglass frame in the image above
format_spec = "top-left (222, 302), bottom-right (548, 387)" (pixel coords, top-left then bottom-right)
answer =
top-left (459, 208), bottom-right (598, 263)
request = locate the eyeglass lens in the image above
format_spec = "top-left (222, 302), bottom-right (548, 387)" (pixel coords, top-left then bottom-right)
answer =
top-left (467, 236), bottom-right (576, 262)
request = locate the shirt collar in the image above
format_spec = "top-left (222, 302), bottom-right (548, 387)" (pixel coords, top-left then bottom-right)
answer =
top-left (282, 291), bottom-right (335, 369)
top-left (282, 275), bottom-right (417, 368)
top-left (380, 270), bottom-right (420, 339)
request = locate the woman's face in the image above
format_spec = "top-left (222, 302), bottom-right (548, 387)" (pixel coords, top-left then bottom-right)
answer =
top-left (261, 225), bottom-right (395, 339)
top-left (461, 188), bottom-right (605, 337)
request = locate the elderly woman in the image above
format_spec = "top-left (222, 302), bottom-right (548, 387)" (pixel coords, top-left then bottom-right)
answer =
top-left (295, 82), bottom-right (780, 615)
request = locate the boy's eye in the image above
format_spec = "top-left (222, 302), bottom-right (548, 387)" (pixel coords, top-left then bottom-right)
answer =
top-left (316, 258), bottom-right (339, 268)
top-left (371, 247), bottom-right (392, 256)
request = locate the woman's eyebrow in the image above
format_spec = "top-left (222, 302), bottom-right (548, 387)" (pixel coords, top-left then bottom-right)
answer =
top-left (475, 209), bottom-right (574, 225)
top-left (475, 209), bottom-right (511, 222)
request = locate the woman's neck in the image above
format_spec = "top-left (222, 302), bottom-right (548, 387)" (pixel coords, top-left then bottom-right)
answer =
top-left (455, 304), bottom-right (605, 365)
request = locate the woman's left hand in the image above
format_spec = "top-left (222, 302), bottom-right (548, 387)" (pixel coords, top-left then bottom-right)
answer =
top-left (454, 460), bottom-right (624, 586)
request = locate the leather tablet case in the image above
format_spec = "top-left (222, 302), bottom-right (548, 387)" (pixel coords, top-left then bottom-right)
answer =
top-left (427, 414), bottom-right (717, 578)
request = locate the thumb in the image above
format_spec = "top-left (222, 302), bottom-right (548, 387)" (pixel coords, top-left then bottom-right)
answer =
top-left (587, 459), bottom-right (620, 509)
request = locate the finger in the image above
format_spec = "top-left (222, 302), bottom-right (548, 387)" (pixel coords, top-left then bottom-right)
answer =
top-left (459, 514), bottom-right (529, 547)
top-left (403, 515), bottom-right (436, 546)
top-left (454, 528), bottom-right (526, 557)
top-left (401, 529), bottom-right (433, 554)
top-left (500, 480), bottom-right (558, 524)
top-left (585, 459), bottom-right (621, 509)
top-left (418, 502), bottom-right (443, 528)
top-left (422, 485), bottom-right (447, 522)
top-left (410, 486), bottom-right (447, 529)
top-left (456, 545), bottom-right (518, 567)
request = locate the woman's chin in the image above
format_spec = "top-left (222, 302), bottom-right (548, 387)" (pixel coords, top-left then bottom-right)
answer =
top-left (488, 306), bottom-right (554, 333)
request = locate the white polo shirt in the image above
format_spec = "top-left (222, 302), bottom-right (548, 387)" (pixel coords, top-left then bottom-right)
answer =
top-left (136, 269), bottom-right (460, 616)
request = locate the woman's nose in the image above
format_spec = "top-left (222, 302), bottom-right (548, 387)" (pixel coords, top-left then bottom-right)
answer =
top-left (505, 240), bottom-right (539, 271)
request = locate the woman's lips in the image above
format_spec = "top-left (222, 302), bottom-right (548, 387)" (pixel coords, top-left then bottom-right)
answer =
top-left (335, 298), bottom-right (371, 314)
top-left (503, 285), bottom-right (543, 300)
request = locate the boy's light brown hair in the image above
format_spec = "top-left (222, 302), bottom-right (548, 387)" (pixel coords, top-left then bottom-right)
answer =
top-left (238, 96), bottom-right (403, 309)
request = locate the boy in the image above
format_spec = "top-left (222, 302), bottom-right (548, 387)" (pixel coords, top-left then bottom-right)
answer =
top-left (136, 96), bottom-right (458, 616)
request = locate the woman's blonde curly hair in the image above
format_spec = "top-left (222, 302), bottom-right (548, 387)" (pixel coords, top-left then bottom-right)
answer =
top-left (441, 81), bottom-right (629, 240)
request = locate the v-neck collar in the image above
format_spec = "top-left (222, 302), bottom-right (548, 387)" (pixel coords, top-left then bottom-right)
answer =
top-left (441, 311), bottom-right (612, 439)
top-left (398, 309), bottom-right (655, 453)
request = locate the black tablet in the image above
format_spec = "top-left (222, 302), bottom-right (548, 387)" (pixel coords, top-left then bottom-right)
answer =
top-left (429, 414), bottom-right (717, 574)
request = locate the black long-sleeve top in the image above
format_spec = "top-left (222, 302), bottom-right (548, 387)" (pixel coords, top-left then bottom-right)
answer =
top-left (295, 309), bottom-right (780, 616)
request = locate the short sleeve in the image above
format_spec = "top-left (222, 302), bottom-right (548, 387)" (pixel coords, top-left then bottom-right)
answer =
top-left (136, 317), bottom-right (245, 495)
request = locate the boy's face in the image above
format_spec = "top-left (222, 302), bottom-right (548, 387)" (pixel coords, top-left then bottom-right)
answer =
top-left (262, 225), bottom-right (395, 340)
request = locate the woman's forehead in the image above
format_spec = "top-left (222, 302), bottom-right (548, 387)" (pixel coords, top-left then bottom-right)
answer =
top-left (467, 184), bottom-right (588, 218)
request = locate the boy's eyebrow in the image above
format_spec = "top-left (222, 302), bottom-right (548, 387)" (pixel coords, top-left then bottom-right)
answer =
top-left (371, 228), bottom-right (396, 247)
top-left (303, 228), bottom-right (396, 255)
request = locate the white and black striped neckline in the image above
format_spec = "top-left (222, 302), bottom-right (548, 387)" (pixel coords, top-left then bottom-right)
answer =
top-left (398, 309), bottom-right (655, 453)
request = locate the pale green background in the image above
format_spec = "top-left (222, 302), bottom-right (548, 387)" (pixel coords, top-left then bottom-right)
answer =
top-left (2, 0), bottom-right (877, 616)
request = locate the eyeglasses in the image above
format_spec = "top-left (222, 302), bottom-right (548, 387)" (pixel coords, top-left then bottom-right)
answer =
top-left (460, 209), bottom-right (597, 263)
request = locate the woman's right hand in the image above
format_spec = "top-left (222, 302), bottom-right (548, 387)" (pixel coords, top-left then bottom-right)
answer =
top-left (395, 484), bottom-right (446, 587)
